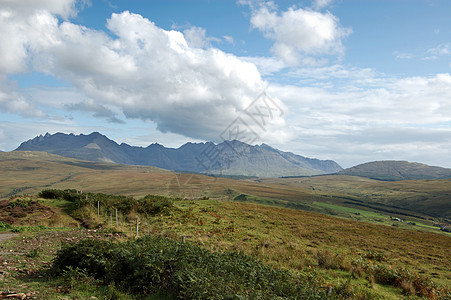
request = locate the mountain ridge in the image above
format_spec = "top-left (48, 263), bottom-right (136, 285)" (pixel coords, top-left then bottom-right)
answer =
top-left (338, 160), bottom-right (451, 181)
top-left (15, 132), bottom-right (343, 177)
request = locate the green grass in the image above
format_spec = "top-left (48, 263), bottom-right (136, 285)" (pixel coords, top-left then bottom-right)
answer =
top-left (310, 201), bottom-right (445, 233)
top-left (1, 151), bottom-right (450, 226)
top-left (1, 192), bottom-right (450, 299)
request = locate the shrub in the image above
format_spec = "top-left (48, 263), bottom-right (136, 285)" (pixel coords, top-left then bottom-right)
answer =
top-left (136, 195), bottom-right (174, 215)
top-left (39, 189), bottom-right (81, 202)
top-left (52, 236), bottom-right (327, 299)
top-left (349, 254), bottom-right (450, 299)
top-left (7, 199), bottom-right (31, 208)
top-left (52, 239), bottom-right (112, 279)
top-left (316, 249), bottom-right (344, 270)
top-left (0, 220), bottom-right (12, 230)
top-left (38, 189), bottom-right (177, 223)
top-left (11, 225), bottom-right (49, 232)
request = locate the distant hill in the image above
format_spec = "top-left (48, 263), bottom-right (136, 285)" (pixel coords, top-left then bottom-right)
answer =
top-left (15, 132), bottom-right (342, 177)
top-left (338, 160), bottom-right (451, 181)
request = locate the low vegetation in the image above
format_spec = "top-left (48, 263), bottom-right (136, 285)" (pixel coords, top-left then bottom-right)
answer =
top-left (51, 236), bottom-right (325, 299)
top-left (0, 190), bottom-right (449, 299)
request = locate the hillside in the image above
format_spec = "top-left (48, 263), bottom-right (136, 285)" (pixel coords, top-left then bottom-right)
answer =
top-left (15, 132), bottom-right (342, 177)
top-left (338, 160), bottom-right (451, 181)
top-left (0, 192), bottom-right (450, 299)
top-left (1, 151), bottom-right (450, 223)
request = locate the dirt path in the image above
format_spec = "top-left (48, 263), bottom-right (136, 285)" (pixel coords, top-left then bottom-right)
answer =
top-left (0, 232), bottom-right (19, 243)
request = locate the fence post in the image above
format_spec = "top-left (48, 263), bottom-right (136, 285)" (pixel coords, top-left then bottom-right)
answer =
top-left (115, 208), bottom-right (118, 227)
top-left (97, 201), bottom-right (100, 217)
top-left (136, 217), bottom-right (139, 237)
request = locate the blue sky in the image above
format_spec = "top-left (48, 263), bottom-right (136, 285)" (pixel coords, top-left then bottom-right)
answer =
top-left (1, 0), bottom-right (451, 168)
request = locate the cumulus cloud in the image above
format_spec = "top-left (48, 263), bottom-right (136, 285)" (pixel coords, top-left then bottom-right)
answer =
top-left (0, 0), bottom-right (78, 19)
top-left (0, 77), bottom-right (46, 118)
top-left (2, 0), bottom-right (451, 168)
top-left (248, 2), bottom-right (350, 66)
top-left (0, 1), bottom-right (71, 118)
top-left (0, 3), bottom-right (286, 142)
top-left (66, 101), bottom-right (125, 124)
top-left (312, 0), bottom-right (333, 10)
top-left (268, 72), bottom-right (451, 167)
top-left (272, 73), bottom-right (451, 127)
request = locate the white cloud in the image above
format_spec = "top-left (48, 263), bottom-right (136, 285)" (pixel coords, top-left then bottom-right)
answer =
top-left (223, 35), bottom-right (234, 44)
top-left (312, 0), bottom-right (333, 10)
top-left (0, 0), bottom-right (78, 19)
top-left (241, 56), bottom-right (286, 75)
top-left (1, 0), bottom-right (451, 169)
top-left (0, 76), bottom-right (46, 118)
top-left (267, 72), bottom-right (451, 167)
top-left (393, 51), bottom-right (414, 60)
top-left (248, 2), bottom-right (350, 66)
top-left (0, 5), bottom-right (286, 142)
top-left (183, 26), bottom-right (210, 48)
top-left (423, 43), bottom-right (451, 60)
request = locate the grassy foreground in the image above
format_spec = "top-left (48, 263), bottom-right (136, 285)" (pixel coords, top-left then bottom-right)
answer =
top-left (0, 191), bottom-right (450, 299)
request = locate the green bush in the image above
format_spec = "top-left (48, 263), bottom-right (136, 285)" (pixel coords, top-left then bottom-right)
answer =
top-left (39, 189), bottom-right (81, 202)
top-left (350, 255), bottom-right (450, 299)
top-left (7, 198), bottom-right (32, 208)
top-left (11, 225), bottom-right (49, 232)
top-left (0, 220), bottom-right (12, 230)
top-left (39, 189), bottom-right (175, 217)
top-left (52, 236), bottom-right (327, 299)
top-left (52, 239), bottom-right (112, 279)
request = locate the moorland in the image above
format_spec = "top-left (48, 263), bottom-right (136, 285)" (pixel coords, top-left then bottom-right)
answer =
top-left (0, 151), bottom-right (450, 299)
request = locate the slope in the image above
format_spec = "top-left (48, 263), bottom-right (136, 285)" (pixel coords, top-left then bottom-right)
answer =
top-left (1, 151), bottom-right (450, 223)
top-left (338, 160), bottom-right (451, 181)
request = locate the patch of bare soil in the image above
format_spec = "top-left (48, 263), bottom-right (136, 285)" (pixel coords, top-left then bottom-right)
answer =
top-left (0, 229), bottom-right (123, 299)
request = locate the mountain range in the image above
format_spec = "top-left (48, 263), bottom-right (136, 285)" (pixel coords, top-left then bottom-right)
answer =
top-left (15, 132), bottom-right (343, 177)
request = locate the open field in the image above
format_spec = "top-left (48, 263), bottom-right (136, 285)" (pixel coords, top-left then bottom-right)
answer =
top-left (1, 151), bottom-right (450, 235)
top-left (0, 192), bottom-right (450, 299)
top-left (260, 176), bottom-right (451, 221)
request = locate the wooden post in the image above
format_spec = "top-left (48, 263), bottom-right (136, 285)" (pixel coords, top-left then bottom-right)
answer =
top-left (97, 201), bottom-right (99, 217)
top-left (136, 217), bottom-right (139, 237)
top-left (182, 236), bottom-right (186, 243)
top-left (115, 208), bottom-right (118, 227)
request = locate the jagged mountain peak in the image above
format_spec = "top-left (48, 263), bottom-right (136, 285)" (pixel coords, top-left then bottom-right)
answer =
top-left (15, 132), bottom-right (343, 177)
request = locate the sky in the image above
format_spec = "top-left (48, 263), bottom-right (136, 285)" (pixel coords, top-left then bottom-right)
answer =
top-left (1, 0), bottom-right (451, 168)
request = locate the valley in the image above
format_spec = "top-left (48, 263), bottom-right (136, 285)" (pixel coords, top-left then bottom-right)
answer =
top-left (0, 151), bottom-right (450, 299)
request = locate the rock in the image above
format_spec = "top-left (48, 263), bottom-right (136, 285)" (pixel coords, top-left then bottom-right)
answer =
top-left (5, 293), bottom-right (26, 299)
